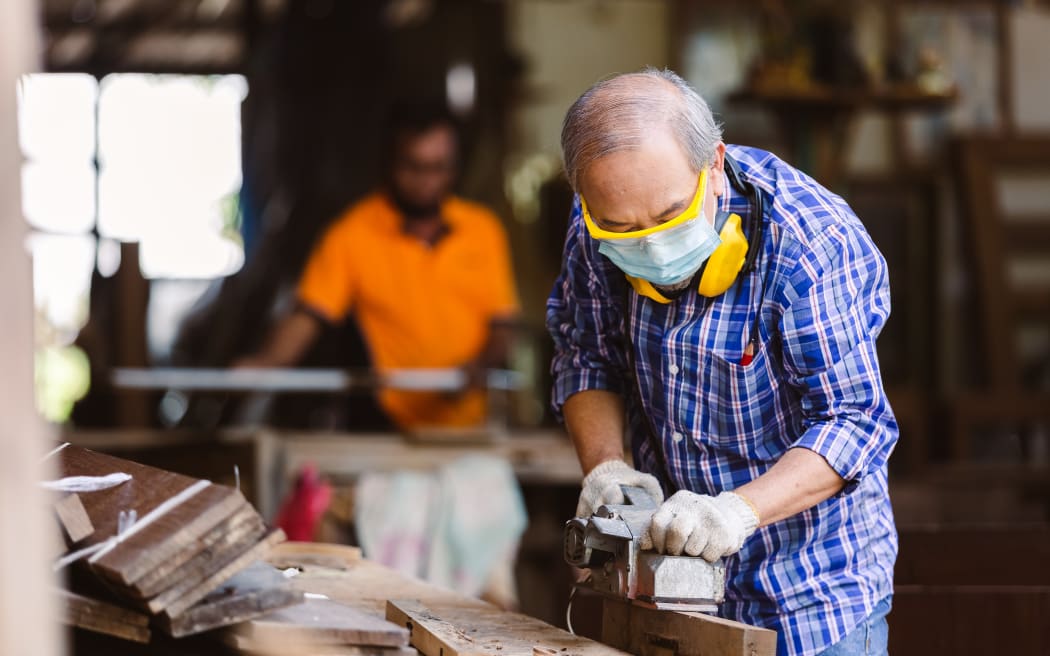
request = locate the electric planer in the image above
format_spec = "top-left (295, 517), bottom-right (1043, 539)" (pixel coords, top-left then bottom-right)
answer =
top-left (564, 485), bottom-right (726, 612)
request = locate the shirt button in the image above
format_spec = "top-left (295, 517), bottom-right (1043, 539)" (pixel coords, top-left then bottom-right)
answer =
top-left (669, 364), bottom-right (680, 375)
top-left (672, 431), bottom-right (684, 443)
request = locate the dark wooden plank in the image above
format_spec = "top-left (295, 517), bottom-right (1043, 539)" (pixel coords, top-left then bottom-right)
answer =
top-left (54, 493), bottom-right (94, 544)
top-left (155, 528), bottom-right (286, 618)
top-left (158, 562), bottom-right (303, 638)
top-left (889, 585), bottom-right (1050, 655)
top-left (242, 596), bottom-right (409, 648)
top-left (896, 526), bottom-right (1050, 586)
top-left (58, 589), bottom-right (151, 644)
top-left (130, 505), bottom-right (265, 599)
top-left (92, 484), bottom-right (247, 587)
top-left (55, 445), bottom-right (248, 587)
top-left (1004, 218), bottom-right (1050, 254)
top-left (601, 598), bottom-right (776, 656)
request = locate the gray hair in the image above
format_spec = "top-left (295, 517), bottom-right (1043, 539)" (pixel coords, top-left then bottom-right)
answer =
top-left (560, 68), bottom-right (723, 191)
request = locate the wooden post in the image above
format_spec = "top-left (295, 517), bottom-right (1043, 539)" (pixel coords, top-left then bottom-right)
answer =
top-left (0, 1), bottom-right (63, 654)
top-left (602, 598), bottom-right (776, 656)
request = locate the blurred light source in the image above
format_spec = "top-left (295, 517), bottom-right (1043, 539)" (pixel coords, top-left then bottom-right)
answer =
top-left (97, 73), bottom-right (247, 279)
top-left (446, 62), bottom-right (476, 117)
top-left (97, 237), bottom-right (121, 277)
top-left (17, 73), bottom-right (97, 162)
top-left (26, 233), bottom-right (95, 336)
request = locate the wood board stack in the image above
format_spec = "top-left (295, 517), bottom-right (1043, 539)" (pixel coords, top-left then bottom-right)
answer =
top-left (48, 443), bottom-right (302, 644)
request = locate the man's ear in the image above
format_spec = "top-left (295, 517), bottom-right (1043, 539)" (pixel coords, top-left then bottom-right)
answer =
top-left (710, 142), bottom-right (727, 197)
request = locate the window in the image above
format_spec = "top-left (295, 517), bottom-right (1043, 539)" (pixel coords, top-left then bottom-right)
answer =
top-left (17, 73), bottom-right (247, 421)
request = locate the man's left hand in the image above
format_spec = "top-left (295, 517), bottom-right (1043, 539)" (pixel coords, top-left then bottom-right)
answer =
top-left (641, 491), bottom-right (760, 561)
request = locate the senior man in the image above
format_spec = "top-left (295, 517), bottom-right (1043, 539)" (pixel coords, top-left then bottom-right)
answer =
top-left (547, 69), bottom-right (897, 656)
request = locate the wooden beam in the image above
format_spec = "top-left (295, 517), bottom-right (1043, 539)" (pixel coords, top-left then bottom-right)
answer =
top-left (0, 0), bottom-right (62, 653)
top-left (601, 598), bottom-right (776, 656)
top-left (54, 493), bottom-right (95, 544)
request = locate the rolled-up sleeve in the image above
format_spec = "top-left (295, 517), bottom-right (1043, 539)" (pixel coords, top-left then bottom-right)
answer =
top-left (778, 221), bottom-right (898, 493)
top-left (546, 199), bottom-right (629, 420)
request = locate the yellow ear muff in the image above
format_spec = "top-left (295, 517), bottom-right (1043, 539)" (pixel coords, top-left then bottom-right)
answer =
top-left (697, 212), bottom-right (749, 297)
top-left (623, 212), bottom-right (750, 303)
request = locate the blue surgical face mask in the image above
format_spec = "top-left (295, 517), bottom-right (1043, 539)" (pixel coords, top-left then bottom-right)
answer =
top-left (597, 215), bottom-right (721, 286)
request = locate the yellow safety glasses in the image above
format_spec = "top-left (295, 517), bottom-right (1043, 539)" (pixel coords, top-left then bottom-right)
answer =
top-left (581, 168), bottom-right (709, 240)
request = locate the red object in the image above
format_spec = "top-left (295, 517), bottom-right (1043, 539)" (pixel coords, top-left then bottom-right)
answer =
top-left (739, 352), bottom-right (754, 367)
top-left (274, 463), bottom-right (333, 542)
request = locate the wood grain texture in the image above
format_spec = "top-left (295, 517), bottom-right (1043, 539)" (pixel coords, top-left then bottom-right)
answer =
top-left (130, 505), bottom-right (265, 599)
top-left (267, 541), bottom-right (363, 571)
top-left (226, 632), bottom-right (418, 656)
top-left (240, 596), bottom-right (409, 647)
top-left (388, 599), bottom-right (628, 656)
top-left (58, 589), bottom-right (150, 644)
top-left (278, 557), bottom-right (627, 656)
top-left (601, 598), bottom-right (776, 656)
top-left (92, 484), bottom-right (247, 586)
top-left (155, 528), bottom-right (286, 618)
top-left (158, 562), bottom-right (303, 638)
top-left (54, 493), bottom-right (94, 543)
top-left (55, 445), bottom-right (249, 586)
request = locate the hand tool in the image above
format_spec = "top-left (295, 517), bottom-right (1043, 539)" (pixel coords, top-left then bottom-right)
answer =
top-left (563, 485), bottom-right (725, 612)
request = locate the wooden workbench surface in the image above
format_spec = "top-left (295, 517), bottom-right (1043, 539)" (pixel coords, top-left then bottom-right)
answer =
top-left (276, 429), bottom-right (584, 485)
top-left (269, 543), bottom-right (628, 656)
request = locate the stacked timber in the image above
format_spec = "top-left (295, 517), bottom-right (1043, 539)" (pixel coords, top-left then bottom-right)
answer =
top-left (47, 443), bottom-right (301, 644)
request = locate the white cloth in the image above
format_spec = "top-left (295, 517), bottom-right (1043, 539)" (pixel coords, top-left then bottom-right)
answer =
top-left (576, 459), bottom-right (663, 518)
top-left (641, 490), bottom-right (759, 561)
top-left (41, 472), bottom-right (131, 493)
top-left (354, 455), bottom-right (526, 599)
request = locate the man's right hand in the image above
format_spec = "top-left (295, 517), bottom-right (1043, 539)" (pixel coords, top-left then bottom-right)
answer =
top-left (576, 459), bottom-right (664, 518)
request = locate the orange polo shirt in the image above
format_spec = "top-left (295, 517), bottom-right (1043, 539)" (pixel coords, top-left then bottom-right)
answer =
top-left (297, 192), bottom-right (519, 429)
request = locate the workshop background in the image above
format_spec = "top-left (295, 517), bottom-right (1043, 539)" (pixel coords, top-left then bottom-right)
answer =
top-left (3, 0), bottom-right (1050, 654)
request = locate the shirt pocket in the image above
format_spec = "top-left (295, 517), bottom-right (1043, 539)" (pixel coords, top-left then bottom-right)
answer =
top-left (699, 339), bottom-right (785, 462)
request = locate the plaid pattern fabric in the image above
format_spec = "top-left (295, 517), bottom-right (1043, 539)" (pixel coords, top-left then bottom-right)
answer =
top-left (547, 145), bottom-right (898, 656)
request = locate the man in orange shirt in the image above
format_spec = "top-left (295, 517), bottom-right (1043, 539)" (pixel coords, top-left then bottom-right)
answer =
top-left (238, 106), bottom-right (519, 430)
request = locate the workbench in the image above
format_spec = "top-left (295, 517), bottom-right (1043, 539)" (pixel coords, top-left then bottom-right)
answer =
top-left (63, 428), bottom-right (586, 520)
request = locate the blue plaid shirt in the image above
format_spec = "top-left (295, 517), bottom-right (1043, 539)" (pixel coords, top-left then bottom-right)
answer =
top-left (547, 146), bottom-right (898, 656)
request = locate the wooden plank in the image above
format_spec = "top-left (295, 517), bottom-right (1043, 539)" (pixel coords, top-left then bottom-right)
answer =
top-left (130, 505), bottom-right (265, 599)
top-left (58, 589), bottom-right (151, 644)
top-left (896, 526), bottom-right (1050, 586)
top-left (155, 528), bottom-right (286, 618)
top-left (1, 3), bottom-right (61, 654)
top-left (890, 585), bottom-right (1050, 655)
top-left (158, 562), bottom-right (303, 638)
top-left (275, 553), bottom-right (630, 656)
top-left (92, 484), bottom-right (247, 586)
top-left (387, 599), bottom-right (628, 656)
top-left (601, 598), bottom-right (776, 656)
top-left (55, 445), bottom-right (248, 586)
top-left (239, 596), bottom-right (409, 647)
top-left (387, 600), bottom-right (487, 656)
top-left (226, 632), bottom-right (418, 656)
top-left (267, 540), bottom-right (363, 572)
top-left (54, 493), bottom-right (94, 544)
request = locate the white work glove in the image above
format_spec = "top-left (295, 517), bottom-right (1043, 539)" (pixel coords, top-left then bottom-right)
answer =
top-left (641, 490), bottom-right (760, 562)
top-left (576, 459), bottom-right (664, 518)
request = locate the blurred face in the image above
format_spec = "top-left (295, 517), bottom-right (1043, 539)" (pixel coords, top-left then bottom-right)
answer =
top-left (578, 128), bottom-right (726, 233)
top-left (389, 124), bottom-right (457, 218)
